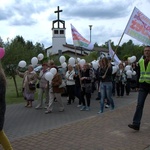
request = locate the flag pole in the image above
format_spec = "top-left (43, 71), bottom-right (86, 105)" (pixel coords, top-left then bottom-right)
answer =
top-left (112, 7), bottom-right (135, 59)
top-left (103, 8), bottom-right (135, 78)
top-left (112, 31), bottom-right (125, 60)
top-left (74, 46), bottom-right (83, 90)
top-left (103, 30), bottom-right (125, 77)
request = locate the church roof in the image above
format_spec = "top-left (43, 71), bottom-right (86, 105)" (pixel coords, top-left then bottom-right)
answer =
top-left (45, 44), bottom-right (108, 54)
top-left (63, 44), bottom-right (93, 52)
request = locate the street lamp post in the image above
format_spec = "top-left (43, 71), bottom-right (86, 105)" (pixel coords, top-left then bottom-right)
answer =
top-left (89, 25), bottom-right (92, 42)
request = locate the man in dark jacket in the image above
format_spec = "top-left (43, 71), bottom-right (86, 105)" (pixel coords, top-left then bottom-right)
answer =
top-left (128, 46), bottom-right (150, 131)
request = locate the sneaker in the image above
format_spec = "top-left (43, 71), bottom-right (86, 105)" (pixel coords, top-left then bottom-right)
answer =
top-left (25, 104), bottom-right (29, 107)
top-left (45, 110), bottom-right (52, 114)
top-left (27, 105), bottom-right (32, 108)
top-left (86, 107), bottom-right (90, 111)
top-left (105, 104), bottom-right (110, 108)
top-left (35, 105), bottom-right (42, 109)
top-left (80, 106), bottom-right (86, 111)
top-left (97, 110), bottom-right (103, 114)
top-left (128, 124), bottom-right (140, 131)
top-left (77, 104), bottom-right (82, 108)
top-left (59, 109), bottom-right (64, 112)
top-left (44, 106), bottom-right (48, 109)
top-left (95, 97), bottom-right (100, 100)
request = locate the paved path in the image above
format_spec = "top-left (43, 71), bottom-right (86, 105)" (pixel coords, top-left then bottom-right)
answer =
top-left (1, 91), bottom-right (150, 150)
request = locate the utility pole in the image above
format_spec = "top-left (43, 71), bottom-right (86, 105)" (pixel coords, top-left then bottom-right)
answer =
top-left (89, 25), bottom-right (92, 42)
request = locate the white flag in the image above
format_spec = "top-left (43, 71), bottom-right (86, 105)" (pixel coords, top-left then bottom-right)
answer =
top-left (108, 40), bottom-right (121, 64)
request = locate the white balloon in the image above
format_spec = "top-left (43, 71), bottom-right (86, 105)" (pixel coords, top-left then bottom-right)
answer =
top-left (92, 62), bottom-right (98, 70)
top-left (96, 60), bottom-right (99, 64)
top-left (68, 57), bottom-right (75, 66)
top-left (130, 56), bottom-right (136, 63)
top-left (111, 62), bottom-right (115, 65)
top-left (125, 65), bottom-right (131, 71)
top-left (77, 57), bottom-right (81, 63)
top-left (126, 70), bottom-right (132, 76)
top-left (128, 57), bottom-right (131, 63)
top-left (61, 62), bottom-right (67, 68)
top-left (18, 60), bottom-right (26, 68)
top-left (31, 57), bottom-right (38, 66)
top-left (59, 56), bottom-right (66, 64)
top-left (128, 56), bottom-right (136, 63)
top-left (79, 59), bottom-right (86, 66)
top-left (112, 66), bottom-right (118, 74)
top-left (50, 68), bottom-right (57, 75)
top-left (37, 53), bottom-right (44, 61)
top-left (45, 72), bottom-right (54, 81)
top-left (132, 71), bottom-right (136, 75)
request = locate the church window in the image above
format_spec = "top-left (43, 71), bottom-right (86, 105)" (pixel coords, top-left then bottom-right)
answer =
top-left (60, 30), bottom-right (64, 34)
top-left (54, 30), bottom-right (58, 34)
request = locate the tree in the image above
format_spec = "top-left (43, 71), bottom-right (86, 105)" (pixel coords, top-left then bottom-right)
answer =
top-left (1, 35), bottom-right (45, 97)
top-left (0, 37), bottom-right (4, 47)
top-left (84, 51), bottom-right (98, 62)
top-left (116, 40), bottom-right (144, 61)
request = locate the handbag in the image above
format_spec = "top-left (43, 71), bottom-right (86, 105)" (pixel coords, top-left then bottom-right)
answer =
top-left (29, 83), bottom-right (36, 90)
top-left (27, 75), bottom-right (36, 91)
top-left (59, 80), bottom-right (66, 88)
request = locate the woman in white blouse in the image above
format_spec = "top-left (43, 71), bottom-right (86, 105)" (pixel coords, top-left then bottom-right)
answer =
top-left (65, 64), bottom-right (75, 105)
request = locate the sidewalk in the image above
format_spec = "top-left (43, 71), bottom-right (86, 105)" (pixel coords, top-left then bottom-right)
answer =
top-left (1, 92), bottom-right (150, 150)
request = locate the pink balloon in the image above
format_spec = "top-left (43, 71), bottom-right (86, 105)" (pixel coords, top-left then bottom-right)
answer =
top-left (0, 47), bottom-right (5, 59)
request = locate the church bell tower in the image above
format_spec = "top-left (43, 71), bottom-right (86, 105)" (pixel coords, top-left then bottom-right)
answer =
top-left (51, 6), bottom-right (66, 54)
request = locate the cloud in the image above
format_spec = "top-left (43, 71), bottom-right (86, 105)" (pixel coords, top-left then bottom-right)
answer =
top-left (0, 8), bottom-right (14, 20)
top-left (0, 0), bottom-right (150, 48)
top-left (63, 1), bottom-right (132, 20)
top-left (0, 0), bottom-right (50, 26)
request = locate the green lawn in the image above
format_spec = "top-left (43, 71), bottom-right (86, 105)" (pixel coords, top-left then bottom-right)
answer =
top-left (6, 76), bottom-right (38, 105)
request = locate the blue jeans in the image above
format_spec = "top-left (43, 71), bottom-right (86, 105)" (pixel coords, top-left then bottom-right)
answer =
top-left (81, 87), bottom-right (91, 107)
top-left (125, 78), bottom-right (131, 95)
top-left (133, 88), bottom-right (149, 126)
top-left (100, 82), bottom-right (114, 112)
top-left (75, 85), bottom-right (82, 105)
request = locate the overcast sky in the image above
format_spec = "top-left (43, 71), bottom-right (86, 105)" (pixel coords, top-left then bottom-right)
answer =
top-left (0, 0), bottom-right (150, 48)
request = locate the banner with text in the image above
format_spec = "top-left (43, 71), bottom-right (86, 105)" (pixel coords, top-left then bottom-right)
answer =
top-left (124, 7), bottom-right (150, 45)
top-left (71, 24), bottom-right (94, 50)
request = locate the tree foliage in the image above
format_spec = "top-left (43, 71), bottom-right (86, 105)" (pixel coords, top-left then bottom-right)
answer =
top-left (84, 51), bottom-right (98, 62)
top-left (1, 35), bottom-right (45, 97)
top-left (0, 35), bottom-right (146, 97)
top-left (2, 36), bottom-right (45, 66)
top-left (99, 39), bottom-right (144, 62)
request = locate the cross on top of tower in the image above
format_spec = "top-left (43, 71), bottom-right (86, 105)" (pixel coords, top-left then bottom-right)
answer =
top-left (54, 6), bottom-right (63, 28)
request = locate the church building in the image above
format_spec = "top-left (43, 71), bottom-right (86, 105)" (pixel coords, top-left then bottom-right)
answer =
top-left (46, 6), bottom-right (108, 57)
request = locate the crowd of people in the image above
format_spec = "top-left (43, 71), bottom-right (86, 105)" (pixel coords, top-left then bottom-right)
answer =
top-left (15, 46), bottom-right (150, 132)
top-left (0, 46), bottom-right (149, 149)
top-left (16, 56), bottom-right (139, 115)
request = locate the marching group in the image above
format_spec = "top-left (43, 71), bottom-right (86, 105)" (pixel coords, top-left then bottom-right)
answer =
top-left (16, 57), bottom-right (138, 114)
top-left (0, 46), bottom-right (150, 149)
top-left (15, 46), bottom-right (150, 132)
